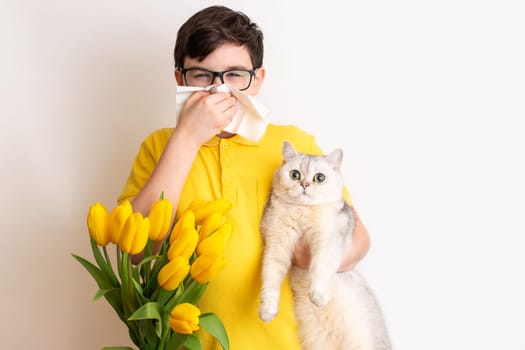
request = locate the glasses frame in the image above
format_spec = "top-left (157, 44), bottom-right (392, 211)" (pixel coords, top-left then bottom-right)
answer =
top-left (179, 67), bottom-right (257, 91)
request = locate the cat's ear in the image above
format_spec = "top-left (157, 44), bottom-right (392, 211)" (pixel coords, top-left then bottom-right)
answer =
top-left (326, 148), bottom-right (343, 170)
top-left (282, 141), bottom-right (297, 162)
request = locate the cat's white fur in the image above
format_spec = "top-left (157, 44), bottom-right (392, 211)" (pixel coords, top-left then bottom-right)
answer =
top-left (259, 141), bottom-right (391, 350)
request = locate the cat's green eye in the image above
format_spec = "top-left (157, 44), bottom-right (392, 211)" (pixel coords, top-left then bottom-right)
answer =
top-left (313, 173), bottom-right (325, 183)
top-left (289, 169), bottom-right (301, 181)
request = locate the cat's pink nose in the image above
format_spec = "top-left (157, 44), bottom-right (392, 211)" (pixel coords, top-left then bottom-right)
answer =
top-left (301, 182), bottom-right (309, 189)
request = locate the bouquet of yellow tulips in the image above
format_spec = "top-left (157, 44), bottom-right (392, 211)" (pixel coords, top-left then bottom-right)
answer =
top-left (72, 194), bottom-right (232, 350)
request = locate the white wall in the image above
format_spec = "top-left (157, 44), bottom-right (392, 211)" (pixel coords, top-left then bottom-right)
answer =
top-left (1, 1), bottom-right (524, 349)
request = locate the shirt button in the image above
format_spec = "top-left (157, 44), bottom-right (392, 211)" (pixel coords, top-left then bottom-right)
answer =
top-left (224, 157), bottom-right (231, 164)
top-left (224, 175), bottom-right (232, 182)
top-left (221, 142), bottom-right (229, 149)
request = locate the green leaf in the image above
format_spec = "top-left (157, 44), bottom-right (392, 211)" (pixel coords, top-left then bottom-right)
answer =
top-left (142, 240), bottom-right (153, 282)
top-left (101, 347), bottom-right (134, 350)
top-left (90, 237), bottom-right (119, 287)
top-left (200, 313), bottom-right (229, 350)
top-left (119, 253), bottom-right (141, 319)
top-left (120, 253), bottom-right (131, 289)
top-left (132, 278), bottom-right (144, 296)
top-left (127, 326), bottom-right (140, 349)
top-left (102, 288), bottom-right (127, 324)
top-left (117, 247), bottom-right (123, 279)
top-left (93, 288), bottom-right (119, 301)
top-left (128, 301), bottom-right (165, 338)
top-left (164, 332), bottom-right (188, 350)
top-left (132, 261), bottom-right (141, 283)
top-left (144, 248), bottom-right (168, 296)
top-left (71, 253), bottom-right (114, 290)
top-left (166, 280), bottom-right (207, 311)
top-left (156, 286), bottom-right (180, 306)
top-left (137, 254), bottom-right (161, 267)
top-left (183, 334), bottom-right (202, 350)
top-left (128, 301), bottom-right (164, 321)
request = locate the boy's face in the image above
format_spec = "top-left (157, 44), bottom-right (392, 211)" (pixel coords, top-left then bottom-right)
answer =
top-left (175, 43), bottom-right (265, 96)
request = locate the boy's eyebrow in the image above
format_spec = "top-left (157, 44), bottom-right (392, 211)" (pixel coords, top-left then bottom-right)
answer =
top-left (184, 65), bottom-right (253, 71)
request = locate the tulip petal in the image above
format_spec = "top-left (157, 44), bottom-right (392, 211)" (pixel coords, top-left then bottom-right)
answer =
top-left (193, 199), bottom-right (232, 223)
top-left (158, 257), bottom-right (190, 291)
top-left (119, 212), bottom-right (149, 254)
top-left (108, 201), bottom-right (133, 244)
top-left (148, 199), bottom-right (173, 241)
top-left (170, 210), bottom-right (196, 244)
top-left (169, 303), bottom-right (201, 334)
top-left (198, 211), bottom-right (224, 243)
top-left (196, 222), bottom-right (232, 256)
top-left (87, 202), bottom-right (110, 246)
top-left (168, 228), bottom-right (199, 260)
top-left (190, 253), bottom-right (227, 283)
top-left (130, 217), bottom-right (150, 255)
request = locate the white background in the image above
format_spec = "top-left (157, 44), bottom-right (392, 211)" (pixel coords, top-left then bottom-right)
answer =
top-left (1, 1), bottom-right (524, 349)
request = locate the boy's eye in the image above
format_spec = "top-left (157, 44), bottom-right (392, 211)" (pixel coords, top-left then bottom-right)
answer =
top-left (224, 70), bottom-right (248, 79)
top-left (225, 71), bottom-right (241, 78)
top-left (289, 170), bottom-right (301, 181)
top-left (190, 71), bottom-right (212, 80)
top-left (313, 173), bottom-right (325, 183)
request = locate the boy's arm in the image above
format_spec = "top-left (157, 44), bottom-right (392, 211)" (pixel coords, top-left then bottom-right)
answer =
top-left (129, 127), bottom-right (200, 264)
top-left (337, 208), bottom-right (370, 272)
top-left (131, 91), bottom-right (235, 218)
top-left (130, 91), bottom-right (237, 264)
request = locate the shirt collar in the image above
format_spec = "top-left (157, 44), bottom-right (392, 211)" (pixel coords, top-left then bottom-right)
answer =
top-left (202, 131), bottom-right (266, 147)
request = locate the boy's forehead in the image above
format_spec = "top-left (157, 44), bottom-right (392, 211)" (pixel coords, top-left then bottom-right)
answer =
top-left (183, 43), bottom-right (253, 70)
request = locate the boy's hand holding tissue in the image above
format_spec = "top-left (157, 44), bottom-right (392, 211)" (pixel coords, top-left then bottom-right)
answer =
top-left (175, 84), bottom-right (271, 143)
top-left (175, 87), bottom-right (237, 146)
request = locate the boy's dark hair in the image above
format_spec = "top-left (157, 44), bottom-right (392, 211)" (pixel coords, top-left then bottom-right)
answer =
top-left (174, 5), bottom-right (264, 69)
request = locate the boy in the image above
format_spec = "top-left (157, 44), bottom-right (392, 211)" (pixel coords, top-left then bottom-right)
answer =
top-left (118, 5), bottom-right (370, 349)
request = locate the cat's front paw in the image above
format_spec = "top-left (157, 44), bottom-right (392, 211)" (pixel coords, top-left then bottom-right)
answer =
top-left (259, 288), bottom-right (280, 322)
top-left (309, 285), bottom-right (332, 308)
top-left (259, 302), bottom-right (278, 322)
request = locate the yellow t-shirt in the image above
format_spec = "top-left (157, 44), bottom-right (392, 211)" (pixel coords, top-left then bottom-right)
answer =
top-left (118, 124), bottom-right (347, 349)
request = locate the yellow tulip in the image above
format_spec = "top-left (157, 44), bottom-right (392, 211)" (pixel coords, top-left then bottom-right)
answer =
top-left (193, 198), bottom-right (232, 223)
top-left (87, 202), bottom-right (110, 246)
top-left (167, 228), bottom-right (199, 260)
top-left (190, 253), bottom-right (227, 283)
top-left (108, 200), bottom-right (133, 244)
top-left (198, 211), bottom-right (225, 243)
top-left (157, 256), bottom-right (190, 291)
top-left (148, 198), bottom-right (173, 241)
top-left (169, 303), bottom-right (201, 334)
top-left (169, 210), bottom-right (195, 244)
top-left (119, 212), bottom-right (150, 255)
top-left (196, 221), bottom-right (232, 256)
top-left (188, 198), bottom-right (206, 211)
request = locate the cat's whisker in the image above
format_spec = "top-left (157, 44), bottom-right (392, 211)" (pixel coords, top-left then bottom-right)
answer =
top-left (273, 188), bottom-right (299, 197)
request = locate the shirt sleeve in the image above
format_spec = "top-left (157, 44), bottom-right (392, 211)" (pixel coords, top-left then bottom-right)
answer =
top-left (117, 129), bottom-right (170, 204)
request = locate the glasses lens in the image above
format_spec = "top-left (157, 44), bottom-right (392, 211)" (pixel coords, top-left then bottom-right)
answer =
top-left (183, 69), bottom-right (254, 90)
top-left (185, 69), bottom-right (214, 87)
top-left (223, 70), bottom-right (253, 90)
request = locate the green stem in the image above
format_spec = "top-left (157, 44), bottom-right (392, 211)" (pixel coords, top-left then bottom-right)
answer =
top-left (103, 245), bottom-right (120, 286)
top-left (90, 238), bottom-right (119, 287)
top-left (157, 310), bottom-right (176, 350)
top-left (143, 241), bottom-right (152, 286)
top-left (165, 279), bottom-right (207, 312)
top-left (117, 246), bottom-right (123, 278)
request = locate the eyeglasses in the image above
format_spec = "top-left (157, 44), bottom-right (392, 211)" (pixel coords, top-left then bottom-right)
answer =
top-left (179, 67), bottom-right (257, 91)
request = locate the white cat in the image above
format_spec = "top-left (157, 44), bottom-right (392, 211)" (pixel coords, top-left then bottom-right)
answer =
top-left (259, 141), bottom-right (391, 350)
